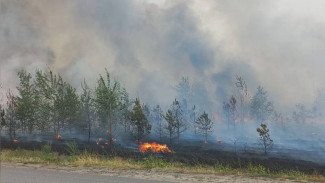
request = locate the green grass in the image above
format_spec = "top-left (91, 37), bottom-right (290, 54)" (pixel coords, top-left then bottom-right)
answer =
top-left (1, 148), bottom-right (325, 182)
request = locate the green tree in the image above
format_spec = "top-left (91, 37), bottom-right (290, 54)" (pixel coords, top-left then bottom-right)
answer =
top-left (235, 76), bottom-right (250, 123)
top-left (81, 80), bottom-right (95, 142)
top-left (58, 83), bottom-right (81, 132)
top-left (35, 69), bottom-right (65, 137)
top-left (164, 109), bottom-right (176, 144)
top-left (94, 70), bottom-right (122, 146)
top-left (16, 70), bottom-right (36, 134)
top-left (195, 112), bottom-right (213, 142)
top-left (250, 86), bottom-right (273, 123)
top-left (129, 98), bottom-right (151, 142)
top-left (120, 88), bottom-right (132, 133)
top-left (6, 90), bottom-right (17, 139)
top-left (257, 123), bottom-right (273, 155)
top-left (0, 105), bottom-right (6, 129)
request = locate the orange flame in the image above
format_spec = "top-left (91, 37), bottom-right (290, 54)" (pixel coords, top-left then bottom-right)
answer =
top-left (105, 142), bottom-right (109, 146)
top-left (13, 139), bottom-right (19, 143)
top-left (139, 142), bottom-right (173, 153)
top-left (111, 138), bottom-right (116, 142)
top-left (56, 134), bottom-right (62, 140)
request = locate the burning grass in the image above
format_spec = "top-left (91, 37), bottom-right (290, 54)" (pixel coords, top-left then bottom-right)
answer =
top-left (1, 148), bottom-right (325, 182)
top-left (139, 142), bottom-right (173, 153)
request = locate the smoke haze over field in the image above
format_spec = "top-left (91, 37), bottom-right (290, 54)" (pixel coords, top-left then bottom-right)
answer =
top-left (1, 0), bottom-right (325, 112)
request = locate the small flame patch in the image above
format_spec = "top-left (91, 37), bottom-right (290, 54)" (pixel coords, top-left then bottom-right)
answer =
top-left (139, 142), bottom-right (173, 153)
top-left (56, 134), bottom-right (62, 140)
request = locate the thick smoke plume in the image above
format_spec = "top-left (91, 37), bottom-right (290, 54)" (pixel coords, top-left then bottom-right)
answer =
top-left (1, 0), bottom-right (325, 110)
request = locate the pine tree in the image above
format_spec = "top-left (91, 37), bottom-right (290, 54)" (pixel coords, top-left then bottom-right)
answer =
top-left (6, 90), bottom-right (17, 139)
top-left (81, 80), bottom-right (95, 142)
top-left (229, 96), bottom-right (237, 129)
top-left (129, 98), bottom-right (151, 142)
top-left (94, 69), bottom-right (123, 146)
top-left (153, 105), bottom-right (164, 141)
top-left (16, 70), bottom-right (36, 134)
top-left (235, 76), bottom-right (250, 121)
top-left (171, 99), bottom-right (186, 144)
top-left (164, 109), bottom-right (176, 144)
top-left (195, 112), bottom-right (213, 142)
top-left (59, 83), bottom-right (81, 132)
top-left (120, 88), bottom-right (132, 133)
top-left (257, 123), bottom-right (273, 155)
top-left (176, 77), bottom-right (191, 127)
top-left (35, 69), bottom-right (64, 137)
top-left (250, 86), bottom-right (273, 123)
top-left (223, 102), bottom-right (231, 129)
top-left (0, 105), bottom-right (6, 129)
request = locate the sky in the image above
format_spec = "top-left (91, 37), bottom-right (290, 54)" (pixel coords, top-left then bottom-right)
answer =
top-left (1, 0), bottom-right (325, 112)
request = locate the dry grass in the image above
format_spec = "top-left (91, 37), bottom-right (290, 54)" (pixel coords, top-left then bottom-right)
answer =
top-left (1, 148), bottom-right (325, 182)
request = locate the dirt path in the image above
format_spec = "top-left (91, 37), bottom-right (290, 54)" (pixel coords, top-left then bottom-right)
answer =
top-left (1, 162), bottom-right (307, 183)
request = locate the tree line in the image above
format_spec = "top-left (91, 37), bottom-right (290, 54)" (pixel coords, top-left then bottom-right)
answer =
top-left (1, 69), bottom-right (323, 153)
top-left (0, 69), bottom-right (214, 146)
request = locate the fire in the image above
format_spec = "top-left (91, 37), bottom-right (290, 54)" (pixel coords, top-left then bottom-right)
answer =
top-left (106, 130), bottom-right (110, 134)
top-left (139, 142), bottom-right (173, 153)
top-left (96, 138), bottom-right (103, 146)
top-left (105, 142), bottom-right (109, 146)
top-left (13, 139), bottom-right (19, 143)
top-left (56, 134), bottom-right (62, 140)
top-left (111, 138), bottom-right (116, 142)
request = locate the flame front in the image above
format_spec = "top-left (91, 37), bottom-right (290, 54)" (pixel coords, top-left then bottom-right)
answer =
top-left (139, 142), bottom-right (173, 153)
top-left (13, 139), bottom-right (19, 143)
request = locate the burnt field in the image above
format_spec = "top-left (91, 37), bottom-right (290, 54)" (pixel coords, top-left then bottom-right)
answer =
top-left (2, 137), bottom-right (325, 176)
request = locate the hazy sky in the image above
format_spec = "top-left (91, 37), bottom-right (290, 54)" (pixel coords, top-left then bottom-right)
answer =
top-left (1, 0), bottom-right (325, 112)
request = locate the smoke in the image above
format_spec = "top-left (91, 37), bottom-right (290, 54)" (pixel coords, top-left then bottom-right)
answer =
top-left (1, 0), bottom-right (325, 112)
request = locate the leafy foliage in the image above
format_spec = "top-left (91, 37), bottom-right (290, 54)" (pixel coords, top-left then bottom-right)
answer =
top-left (94, 69), bottom-right (123, 145)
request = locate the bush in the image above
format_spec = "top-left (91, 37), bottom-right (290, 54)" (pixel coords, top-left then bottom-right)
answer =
top-left (66, 141), bottom-right (80, 156)
top-left (41, 144), bottom-right (52, 154)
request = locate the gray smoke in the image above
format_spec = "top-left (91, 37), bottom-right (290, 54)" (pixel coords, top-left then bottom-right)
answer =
top-left (1, 0), bottom-right (325, 163)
